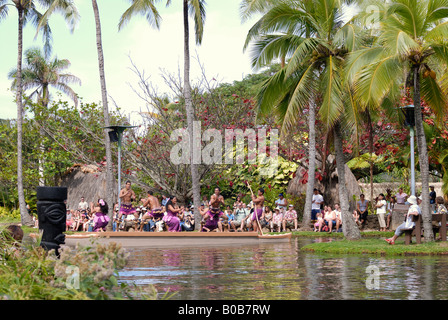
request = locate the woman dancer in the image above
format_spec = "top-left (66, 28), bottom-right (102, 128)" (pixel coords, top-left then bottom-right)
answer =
top-left (91, 199), bottom-right (110, 232)
top-left (163, 197), bottom-right (182, 232)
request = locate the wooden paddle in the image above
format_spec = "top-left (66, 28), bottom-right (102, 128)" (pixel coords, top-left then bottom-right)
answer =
top-left (246, 181), bottom-right (264, 236)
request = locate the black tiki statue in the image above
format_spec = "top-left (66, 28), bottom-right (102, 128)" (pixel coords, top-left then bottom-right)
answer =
top-left (37, 186), bottom-right (67, 254)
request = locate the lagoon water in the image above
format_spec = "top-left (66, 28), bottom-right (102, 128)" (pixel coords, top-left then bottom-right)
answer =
top-left (118, 237), bottom-right (448, 300)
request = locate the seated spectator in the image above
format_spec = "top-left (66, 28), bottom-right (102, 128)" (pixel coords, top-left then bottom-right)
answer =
top-left (241, 203), bottom-right (253, 231)
top-left (386, 196), bottom-right (396, 230)
top-left (225, 205), bottom-right (234, 232)
top-left (283, 204), bottom-right (298, 231)
top-left (66, 209), bottom-right (73, 231)
top-left (324, 206), bottom-right (337, 233)
top-left (314, 212), bottom-right (324, 231)
top-left (352, 210), bottom-right (360, 227)
top-left (386, 195), bottom-right (421, 245)
top-left (260, 206), bottom-right (272, 229)
top-left (72, 210), bottom-right (82, 231)
top-left (356, 194), bottom-right (369, 227)
top-left (83, 210), bottom-right (95, 232)
top-left (233, 196), bottom-right (243, 209)
top-left (271, 207), bottom-right (283, 232)
top-left (334, 203), bottom-right (342, 232)
top-left (181, 206), bottom-right (195, 232)
top-left (230, 203), bottom-right (249, 232)
top-left (435, 196), bottom-right (447, 214)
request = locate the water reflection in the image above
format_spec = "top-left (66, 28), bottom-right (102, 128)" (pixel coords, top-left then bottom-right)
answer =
top-left (118, 237), bottom-right (448, 300)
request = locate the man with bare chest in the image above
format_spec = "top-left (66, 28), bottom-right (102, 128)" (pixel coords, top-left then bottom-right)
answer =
top-left (251, 188), bottom-right (265, 233)
top-left (118, 181), bottom-right (137, 220)
top-left (202, 187), bottom-right (227, 232)
top-left (139, 191), bottom-right (164, 231)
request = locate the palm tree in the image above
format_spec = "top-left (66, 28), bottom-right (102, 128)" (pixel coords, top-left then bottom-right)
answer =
top-left (9, 47), bottom-right (80, 108)
top-left (8, 46), bottom-right (81, 186)
top-left (243, 0), bottom-right (363, 239)
top-left (92, 0), bottom-right (115, 228)
top-left (180, 0), bottom-right (206, 230)
top-left (347, 0), bottom-right (448, 242)
top-left (0, 0), bottom-right (79, 226)
top-left (119, 0), bottom-right (206, 229)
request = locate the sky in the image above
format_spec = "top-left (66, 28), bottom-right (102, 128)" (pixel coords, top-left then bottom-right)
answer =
top-left (0, 0), bottom-right (260, 121)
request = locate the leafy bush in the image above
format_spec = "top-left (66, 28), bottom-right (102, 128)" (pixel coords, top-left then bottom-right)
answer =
top-left (0, 207), bottom-right (20, 222)
top-left (0, 229), bottom-right (161, 300)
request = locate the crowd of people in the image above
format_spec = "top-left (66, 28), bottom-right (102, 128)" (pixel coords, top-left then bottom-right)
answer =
top-left (64, 181), bottom-right (300, 233)
top-left (62, 182), bottom-right (447, 235)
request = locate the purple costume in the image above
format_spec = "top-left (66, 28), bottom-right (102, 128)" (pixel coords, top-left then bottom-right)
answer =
top-left (163, 209), bottom-right (181, 232)
top-left (251, 207), bottom-right (263, 221)
top-left (119, 203), bottom-right (137, 216)
top-left (149, 207), bottom-right (164, 220)
top-left (202, 207), bottom-right (223, 232)
top-left (93, 212), bottom-right (110, 232)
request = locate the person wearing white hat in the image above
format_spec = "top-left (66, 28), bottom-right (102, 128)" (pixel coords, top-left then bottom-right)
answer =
top-left (386, 195), bottom-right (421, 245)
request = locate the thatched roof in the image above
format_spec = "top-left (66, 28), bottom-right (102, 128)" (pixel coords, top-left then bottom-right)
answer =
top-left (60, 164), bottom-right (117, 211)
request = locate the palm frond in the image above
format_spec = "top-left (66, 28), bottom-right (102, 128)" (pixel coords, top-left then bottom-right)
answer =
top-left (118, 0), bottom-right (162, 30)
top-left (352, 54), bottom-right (404, 108)
top-left (318, 55), bottom-right (345, 128)
top-left (188, 0), bottom-right (206, 45)
top-left (420, 71), bottom-right (447, 122)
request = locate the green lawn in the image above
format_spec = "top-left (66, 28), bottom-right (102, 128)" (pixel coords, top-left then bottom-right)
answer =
top-left (300, 237), bottom-right (448, 256)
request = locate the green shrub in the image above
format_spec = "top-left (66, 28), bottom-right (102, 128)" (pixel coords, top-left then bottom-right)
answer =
top-left (0, 230), bottom-right (163, 300)
top-left (0, 207), bottom-right (20, 222)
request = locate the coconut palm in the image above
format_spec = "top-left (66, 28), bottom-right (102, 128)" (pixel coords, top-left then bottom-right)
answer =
top-left (119, 0), bottom-right (206, 229)
top-left (243, 0), bottom-right (364, 239)
top-left (0, 0), bottom-right (79, 226)
top-left (8, 47), bottom-right (81, 108)
top-left (8, 46), bottom-right (80, 187)
top-left (92, 0), bottom-right (115, 228)
top-left (347, 0), bottom-right (448, 242)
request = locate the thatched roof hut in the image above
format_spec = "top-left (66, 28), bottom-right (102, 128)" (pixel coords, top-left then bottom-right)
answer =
top-left (60, 164), bottom-right (117, 211)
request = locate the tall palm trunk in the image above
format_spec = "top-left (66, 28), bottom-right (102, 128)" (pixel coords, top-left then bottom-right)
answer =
top-left (92, 0), bottom-right (115, 226)
top-left (366, 109), bottom-right (374, 207)
top-left (413, 66), bottom-right (433, 241)
top-left (183, 0), bottom-right (201, 229)
top-left (16, 7), bottom-right (33, 226)
top-left (38, 85), bottom-right (49, 186)
top-left (301, 98), bottom-right (316, 230)
top-left (333, 122), bottom-right (361, 240)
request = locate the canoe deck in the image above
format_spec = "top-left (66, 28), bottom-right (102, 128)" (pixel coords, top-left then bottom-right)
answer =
top-left (65, 231), bottom-right (292, 248)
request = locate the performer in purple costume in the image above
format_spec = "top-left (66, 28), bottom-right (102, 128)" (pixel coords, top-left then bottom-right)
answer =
top-left (163, 197), bottom-right (182, 232)
top-left (250, 188), bottom-right (265, 233)
top-left (202, 187), bottom-right (228, 232)
top-left (91, 199), bottom-right (110, 232)
top-left (118, 181), bottom-right (137, 220)
top-left (139, 190), bottom-right (164, 231)
top-left (202, 207), bottom-right (224, 232)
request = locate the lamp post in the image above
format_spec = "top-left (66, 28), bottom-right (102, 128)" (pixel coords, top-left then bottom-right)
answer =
top-left (401, 105), bottom-right (416, 196)
top-left (105, 125), bottom-right (137, 209)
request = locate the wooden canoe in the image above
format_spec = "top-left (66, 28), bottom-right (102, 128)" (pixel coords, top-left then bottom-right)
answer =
top-left (65, 231), bottom-right (292, 248)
